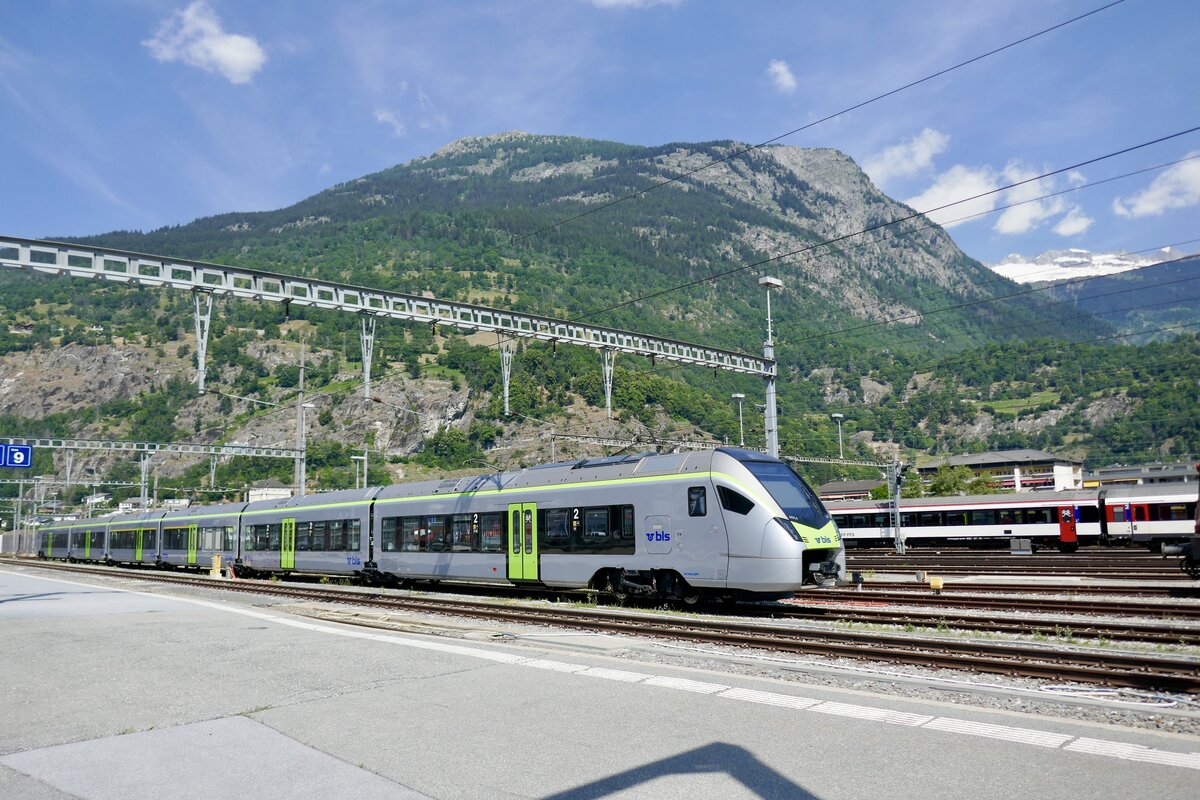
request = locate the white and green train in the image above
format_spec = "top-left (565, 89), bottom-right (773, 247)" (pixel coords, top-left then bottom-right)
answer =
top-left (34, 448), bottom-right (845, 602)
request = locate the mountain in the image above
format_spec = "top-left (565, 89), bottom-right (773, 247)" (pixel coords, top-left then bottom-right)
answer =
top-left (988, 248), bottom-right (1177, 284)
top-left (1038, 254), bottom-right (1200, 340)
top-left (69, 132), bottom-right (1104, 361)
top-left (4, 132), bottom-right (1192, 503)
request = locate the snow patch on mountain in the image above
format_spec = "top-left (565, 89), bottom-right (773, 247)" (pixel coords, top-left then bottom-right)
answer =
top-left (987, 248), bottom-right (1176, 284)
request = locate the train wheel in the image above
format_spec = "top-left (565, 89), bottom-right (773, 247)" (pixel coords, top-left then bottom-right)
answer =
top-left (604, 571), bottom-right (629, 605)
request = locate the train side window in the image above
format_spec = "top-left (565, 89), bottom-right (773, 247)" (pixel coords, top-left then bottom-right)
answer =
top-left (381, 517), bottom-right (399, 552)
top-left (970, 510), bottom-right (996, 526)
top-left (621, 505), bottom-right (634, 540)
top-left (917, 511), bottom-right (942, 527)
top-left (481, 513), bottom-right (503, 552)
top-left (688, 487), bottom-right (707, 516)
top-left (717, 486), bottom-right (754, 516)
top-left (584, 508), bottom-right (609, 539)
top-left (1132, 506), bottom-right (1149, 522)
top-left (1024, 508), bottom-right (1053, 525)
top-left (402, 517), bottom-right (423, 551)
top-left (544, 509), bottom-right (570, 541)
top-left (944, 512), bottom-right (968, 526)
top-left (451, 515), bottom-right (475, 551)
top-left (872, 513), bottom-right (889, 527)
top-left (900, 513), bottom-right (914, 527)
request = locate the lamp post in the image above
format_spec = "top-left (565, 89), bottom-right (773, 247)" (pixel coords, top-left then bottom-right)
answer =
top-left (758, 276), bottom-right (783, 458)
top-left (731, 393), bottom-right (746, 447)
top-left (830, 413), bottom-right (845, 459)
top-left (296, 402), bottom-right (315, 496)
top-left (350, 453), bottom-right (367, 489)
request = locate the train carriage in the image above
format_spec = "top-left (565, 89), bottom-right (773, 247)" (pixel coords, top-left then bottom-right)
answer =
top-left (157, 501), bottom-right (247, 571)
top-left (105, 511), bottom-right (166, 566)
top-left (829, 491), bottom-right (1104, 552)
top-left (1101, 484), bottom-right (1198, 548)
top-left (237, 488), bottom-right (375, 575)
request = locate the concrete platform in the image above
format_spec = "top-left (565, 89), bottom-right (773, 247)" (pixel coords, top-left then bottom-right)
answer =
top-left (2, 567), bottom-right (1198, 799)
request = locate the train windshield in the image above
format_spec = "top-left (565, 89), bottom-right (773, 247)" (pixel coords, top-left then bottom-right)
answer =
top-left (743, 461), bottom-right (831, 528)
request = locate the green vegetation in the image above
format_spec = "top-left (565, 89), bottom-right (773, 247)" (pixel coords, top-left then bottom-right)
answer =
top-left (0, 134), bottom-right (1195, 502)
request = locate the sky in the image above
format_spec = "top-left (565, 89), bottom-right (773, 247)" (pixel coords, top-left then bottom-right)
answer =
top-left (1, 0), bottom-right (1198, 265)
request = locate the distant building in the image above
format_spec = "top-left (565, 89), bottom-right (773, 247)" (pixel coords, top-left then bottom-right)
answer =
top-left (162, 498), bottom-right (191, 510)
top-left (247, 479), bottom-right (293, 503)
top-left (1083, 462), bottom-right (1197, 488)
top-left (919, 449), bottom-right (1083, 492)
top-left (84, 493), bottom-right (112, 507)
top-left (117, 498), bottom-right (149, 513)
top-left (817, 479), bottom-right (884, 502)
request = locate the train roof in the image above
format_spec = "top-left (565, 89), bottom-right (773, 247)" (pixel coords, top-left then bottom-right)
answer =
top-left (1101, 483), bottom-right (1199, 502)
top-left (826, 490), bottom-right (1101, 511)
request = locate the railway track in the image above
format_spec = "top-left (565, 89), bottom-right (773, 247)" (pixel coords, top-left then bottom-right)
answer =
top-left (847, 553), bottom-right (1190, 579)
top-left (9, 559), bottom-right (1200, 694)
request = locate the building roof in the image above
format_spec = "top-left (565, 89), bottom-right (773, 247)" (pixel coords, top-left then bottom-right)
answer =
top-left (921, 448), bottom-right (1082, 471)
top-left (818, 479), bottom-right (884, 494)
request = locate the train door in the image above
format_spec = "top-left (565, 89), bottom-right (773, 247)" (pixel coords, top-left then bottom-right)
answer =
top-left (506, 502), bottom-right (539, 582)
top-left (187, 524), bottom-right (199, 566)
top-left (82, 529), bottom-right (92, 560)
top-left (1109, 503), bottom-right (1134, 541)
top-left (281, 518), bottom-right (296, 570)
top-left (135, 528), bottom-right (147, 562)
top-left (1056, 506), bottom-right (1078, 551)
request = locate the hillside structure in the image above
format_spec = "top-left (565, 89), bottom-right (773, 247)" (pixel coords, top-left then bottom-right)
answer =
top-left (920, 449), bottom-right (1083, 492)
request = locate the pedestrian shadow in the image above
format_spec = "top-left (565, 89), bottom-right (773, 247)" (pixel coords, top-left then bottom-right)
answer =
top-left (540, 741), bottom-right (818, 800)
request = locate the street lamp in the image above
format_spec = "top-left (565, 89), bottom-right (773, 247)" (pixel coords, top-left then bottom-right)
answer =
top-left (830, 413), bottom-right (845, 459)
top-left (758, 276), bottom-right (783, 458)
top-left (350, 453), bottom-right (367, 489)
top-left (731, 393), bottom-right (746, 447)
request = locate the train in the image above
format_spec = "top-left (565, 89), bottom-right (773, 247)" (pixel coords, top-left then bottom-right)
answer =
top-left (27, 448), bottom-right (845, 603)
top-left (827, 483), bottom-right (1199, 552)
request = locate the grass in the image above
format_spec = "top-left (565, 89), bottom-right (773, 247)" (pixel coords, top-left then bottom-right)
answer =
top-left (986, 390), bottom-right (1060, 415)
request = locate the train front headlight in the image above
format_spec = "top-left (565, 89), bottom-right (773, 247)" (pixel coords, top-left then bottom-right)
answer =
top-left (775, 517), bottom-right (802, 542)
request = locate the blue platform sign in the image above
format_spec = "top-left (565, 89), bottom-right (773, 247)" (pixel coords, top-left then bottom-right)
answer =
top-left (2, 444), bottom-right (33, 468)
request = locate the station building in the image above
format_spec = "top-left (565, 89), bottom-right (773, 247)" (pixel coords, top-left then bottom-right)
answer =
top-left (918, 448), bottom-right (1083, 492)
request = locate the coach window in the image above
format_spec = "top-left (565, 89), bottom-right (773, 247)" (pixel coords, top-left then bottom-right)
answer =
top-left (1025, 508), bottom-right (1053, 525)
top-left (621, 506), bottom-right (635, 540)
top-left (544, 509), bottom-right (570, 542)
top-left (584, 508), bottom-right (609, 540)
top-left (381, 517), bottom-right (400, 552)
top-left (970, 510), bottom-right (996, 526)
top-left (717, 486), bottom-right (754, 516)
top-left (918, 511), bottom-right (941, 527)
top-left (688, 487), bottom-right (707, 517)
top-left (401, 517), bottom-right (423, 551)
top-left (481, 513), bottom-right (503, 552)
top-left (997, 509), bottom-right (1019, 525)
top-left (944, 511), bottom-right (968, 526)
top-left (451, 515), bottom-right (475, 551)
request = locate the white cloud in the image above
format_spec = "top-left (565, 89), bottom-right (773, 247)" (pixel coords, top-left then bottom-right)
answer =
top-left (373, 109), bottom-right (407, 137)
top-left (766, 59), bottom-right (797, 94)
top-left (993, 161), bottom-right (1064, 235)
top-left (863, 128), bottom-right (950, 187)
top-left (318, 162), bottom-right (332, 176)
top-left (904, 164), bottom-right (998, 228)
top-left (143, 1), bottom-right (266, 85)
top-left (1067, 170), bottom-right (1087, 186)
top-left (1113, 153), bottom-right (1200, 218)
top-left (1053, 206), bottom-right (1093, 236)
